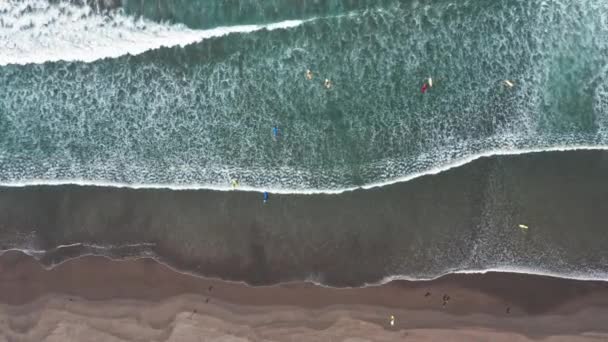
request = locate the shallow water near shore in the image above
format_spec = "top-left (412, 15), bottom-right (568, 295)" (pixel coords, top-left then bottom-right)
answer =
top-left (0, 150), bottom-right (607, 286)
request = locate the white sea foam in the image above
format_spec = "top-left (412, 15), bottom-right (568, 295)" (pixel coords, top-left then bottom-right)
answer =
top-left (0, 0), bottom-right (306, 66)
top-left (1, 247), bottom-right (606, 286)
top-left (0, 145), bottom-right (607, 194)
top-left (0, 248), bottom-right (47, 256)
top-left (366, 266), bottom-right (608, 287)
top-left (0, 241), bottom-right (155, 254)
top-left (54, 242), bottom-right (83, 249)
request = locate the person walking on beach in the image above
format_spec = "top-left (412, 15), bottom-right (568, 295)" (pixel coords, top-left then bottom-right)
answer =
top-left (263, 192), bottom-right (269, 204)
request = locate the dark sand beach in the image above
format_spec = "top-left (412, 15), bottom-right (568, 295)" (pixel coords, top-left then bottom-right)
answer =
top-left (1, 251), bottom-right (608, 341)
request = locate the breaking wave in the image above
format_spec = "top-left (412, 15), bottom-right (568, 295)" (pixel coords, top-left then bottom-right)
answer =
top-left (0, 0), bottom-right (305, 65)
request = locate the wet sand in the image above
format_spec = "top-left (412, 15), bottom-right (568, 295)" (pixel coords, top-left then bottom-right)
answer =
top-left (1, 251), bottom-right (608, 341)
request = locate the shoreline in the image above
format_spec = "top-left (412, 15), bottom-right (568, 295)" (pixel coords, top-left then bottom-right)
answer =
top-left (1, 149), bottom-right (608, 286)
top-left (5, 247), bottom-right (608, 287)
top-left (1, 251), bottom-right (608, 341)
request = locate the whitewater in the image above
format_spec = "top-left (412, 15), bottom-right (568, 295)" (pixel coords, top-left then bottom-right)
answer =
top-left (1, 144), bottom-right (608, 195)
top-left (0, 0), bottom-right (305, 65)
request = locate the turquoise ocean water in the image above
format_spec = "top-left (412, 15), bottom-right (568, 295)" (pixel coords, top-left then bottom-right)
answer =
top-left (1, 0), bottom-right (607, 192)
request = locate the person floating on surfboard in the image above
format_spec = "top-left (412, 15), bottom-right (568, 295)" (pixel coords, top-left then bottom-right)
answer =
top-left (306, 69), bottom-right (313, 80)
top-left (272, 126), bottom-right (280, 140)
top-left (421, 82), bottom-right (429, 93)
top-left (231, 179), bottom-right (239, 189)
top-left (263, 192), bottom-right (269, 204)
top-left (324, 79), bottom-right (332, 89)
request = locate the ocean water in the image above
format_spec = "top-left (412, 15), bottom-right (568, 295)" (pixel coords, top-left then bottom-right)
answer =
top-left (0, 150), bottom-right (607, 286)
top-left (1, 0), bottom-right (607, 191)
top-left (1, 0), bottom-right (608, 285)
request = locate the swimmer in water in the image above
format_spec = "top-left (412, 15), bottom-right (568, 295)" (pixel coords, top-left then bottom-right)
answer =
top-left (421, 82), bottom-right (429, 93)
top-left (324, 79), bottom-right (332, 89)
top-left (306, 69), bottom-right (313, 80)
top-left (272, 126), bottom-right (279, 139)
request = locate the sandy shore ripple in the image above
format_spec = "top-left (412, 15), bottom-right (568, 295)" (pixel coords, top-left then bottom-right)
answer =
top-left (0, 251), bottom-right (608, 341)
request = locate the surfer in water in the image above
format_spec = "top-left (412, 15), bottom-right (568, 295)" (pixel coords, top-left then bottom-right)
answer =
top-left (306, 69), bottom-right (313, 80)
top-left (324, 79), bottom-right (332, 89)
top-left (421, 82), bottom-right (429, 93)
top-left (231, 179), bottom-right (239, 189)
top-left (272, 126), bottom-right (280, 140)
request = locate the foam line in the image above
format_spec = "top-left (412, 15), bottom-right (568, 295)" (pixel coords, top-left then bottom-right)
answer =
top-left (0, 145), bottom-right (606, 194)
top-left (54, 243), bottom-right (83, 249)
top-left (1, 248), bottom-right (606, 287)
top-left (365, 266), bottom-right (608, 287)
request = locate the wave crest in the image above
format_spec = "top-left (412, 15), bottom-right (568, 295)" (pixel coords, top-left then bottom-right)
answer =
top-left (0, 0), bottom-right (305, 65)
